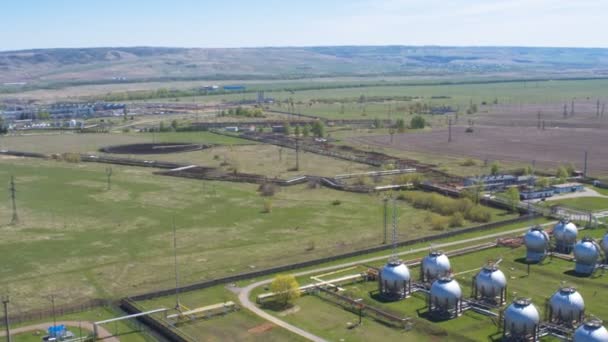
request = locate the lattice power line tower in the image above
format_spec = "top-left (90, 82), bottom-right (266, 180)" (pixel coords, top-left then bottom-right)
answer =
top-left (389, 198), bottom-right (399, 263)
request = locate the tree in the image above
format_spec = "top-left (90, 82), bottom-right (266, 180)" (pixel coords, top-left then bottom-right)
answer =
top-left (283, 121), bottom-right (291, 136)
top-left (556, 166), bottom-right (569, 183)
top-left (536, 177), bottom-right (550, 189)
top-left (311, 121), bottom-right (325, 137)
top-left (171, 119), bottom-right (179, 131)
top-left (490, 162), bottom-right (500, 175)
top-left (0, 116), bottom-right (7, 134)
top-left (523, 165), bottom-right (533, 176)
top-left (395, 118), bottom-right (406, 133)
top-left (410, 115), bottom-right (426, 129)
top-left (270, 274), bottom-right (300, 307)
top-left (505, 187), bottom-right (520, 212)
top-left (302, 124), bottom-right (310, 137)
top-left (294, 125), bottom-right (301, 137)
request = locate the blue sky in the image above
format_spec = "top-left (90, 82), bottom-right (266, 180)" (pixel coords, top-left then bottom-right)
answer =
top-left (1, 0), bottom-right (607, 51)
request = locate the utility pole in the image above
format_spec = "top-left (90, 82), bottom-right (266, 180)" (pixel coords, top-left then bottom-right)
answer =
top-left (48, 294), bottom-right (57, 330)
top-left (570, 99), bottom-right (574, 117)
top-left (448, 118), bottom-right (452, 143)
top-left (172, 219), bottom-right (180, 310)
top-left (584, 150), bottom-right (588, 178)
top-left (2, 296), bottom-right (10, 342)
top-left (105, 167), bottom-right (112, 191)
top-left (597, 99), bottom-right (601, 117)
top-left (295, 138), bottom-right (300, 171)
top-left (563, 103), bottom-right (568, 118)
top-left (537, 111), bottom-right (541, 130)
top-left (9, 176), bottom-right (17, 225)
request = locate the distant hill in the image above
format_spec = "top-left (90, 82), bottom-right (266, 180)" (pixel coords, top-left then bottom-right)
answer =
top-left (2, 46), bottom-right (608, 86)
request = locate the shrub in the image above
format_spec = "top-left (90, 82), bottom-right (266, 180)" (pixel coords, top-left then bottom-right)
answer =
top-left (430, 216), bottom-right (448, 231)
top-left (466, 206), bottom-right (492, 223)
top-left (258, 183), bottom-right (277, 197)
top-left (332, 200), bottom-right (342, 206)
top-left (449, 212), bottom-right (465, 228)
top-left (262, 199), bottom-right (273, 213)
top-left (62, 153), bottom-right (81, 163)
top-left (460, 158), bottom-right (477, 167)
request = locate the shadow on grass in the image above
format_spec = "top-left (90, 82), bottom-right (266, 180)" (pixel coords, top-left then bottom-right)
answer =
top-left (563, 270), bottom-right (598, 278)
top-left (369, 290), bottom-right (405, 303)
top-left (262, 301), bottom-right (294, 312)
top-left (416, 309), bottom-right (455, 323)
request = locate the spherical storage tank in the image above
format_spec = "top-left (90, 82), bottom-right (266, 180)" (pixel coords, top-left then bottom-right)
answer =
top-left (503, 298), bottom-right (540, 340)
top-left (548, 286), bottom-right (585, 325)
top-left (378, 260), bottom-right (411, 299)
top-left (421, 251), bottom-right (451, 282)
top-left (524, 227), bottom-right (550, 263)
top-left (429, 276), bottom-right (462, 318)
top-left (473, 264), bottom-right (507, 304)
top-left (554, 220), bottom-right (578, 253)
top-left (574, 319), bottom-right (608, 342)
top-left (574, 237), bottom-right (601, 275)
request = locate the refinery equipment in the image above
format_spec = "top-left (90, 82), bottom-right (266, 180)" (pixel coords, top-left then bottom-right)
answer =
top-left (428, 276), bottom-right (463, 319)
top-left (471, 263), bottom-right (507, 305)
top-left (574, 318), bottom-right (608, 342)
top-left (573, 237), bottom-right (602, 276)
top-left (421, 251), bottom-right (451, 283)
top-left (554, 220), bottom-right (578, 254)
top-left (547, 286), bottom-right (585, 326)
top-left (524, 227), bottom-right (550, 263)
top-left (502, 298), bottom-right (541, 341)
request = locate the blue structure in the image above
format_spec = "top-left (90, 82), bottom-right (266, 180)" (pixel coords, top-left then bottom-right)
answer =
top-left (551, 183), bottom-right (584, 194)
top-left (464, 174), bottom-right (534, 191)
top-left (48, 325), bottom-right (67, 337)
top-left (520, 188), bottom-right (555, 200)
top-left (223, 85), bottom-right (246, 91)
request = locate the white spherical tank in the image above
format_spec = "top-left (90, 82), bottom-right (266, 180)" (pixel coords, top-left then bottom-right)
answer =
top-left (574, 319), bottom-right (608, 342)
top-left (524, 227), bottom-right (550, 262)
top-left (379, 260), bottom-right (411, 298)
top-left (422, 251), bottom-right (451, 282)
top-left (429, 276), bottom-right (463, 317)
top-left (474, 264), bottom-right (507, 303)
top-left (554, 220), bottom-right (578, 253)
top-left (549, 286), bottom-right (585, 324)
top-left (504, 298), bottom-right (540, 338)
top-left (574, 237), bottom-right (601, 275)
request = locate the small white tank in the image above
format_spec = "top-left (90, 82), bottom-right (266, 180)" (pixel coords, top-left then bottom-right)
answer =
top-left (554, 220), bottom-right (578, 253)
top-left (378, 260), bottom-right (411, 299)
top-left (429, 276), bottom-right (462, 318)
top-left (548, 286), bottom-right (585, 325)
top-left (574, 237), bottom-right (601, 275)
top-left (474, 264), bottom-right (507, 304)
top-left (524, 227), bottom-right (550, 263)
top-left (422, 251), bottom-right (451, 282)
top-left (503, 298), bottom-right (540, 338)
top-left (574, 319), bottom-right (608, 342)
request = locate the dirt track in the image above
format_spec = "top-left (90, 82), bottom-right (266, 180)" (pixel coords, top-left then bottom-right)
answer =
top-left (350, 125), bottom-right (608, 176)
top-left (0, 321), bottom-right (118, 341)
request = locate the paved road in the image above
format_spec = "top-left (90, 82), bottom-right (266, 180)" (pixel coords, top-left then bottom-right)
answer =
top-left (0, 321), bottom-right (119, 342)
top-left (238, 221), bottom-right (555, 342)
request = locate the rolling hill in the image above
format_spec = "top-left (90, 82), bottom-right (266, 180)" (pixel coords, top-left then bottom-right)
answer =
top-left (2, 46), bottom-right (608, 87)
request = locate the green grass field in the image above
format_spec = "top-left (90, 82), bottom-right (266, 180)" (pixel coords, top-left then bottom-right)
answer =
top-left (0, 156), bottom-right (514, 313)
top-left (543, 197), bottom-right (608, 212)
